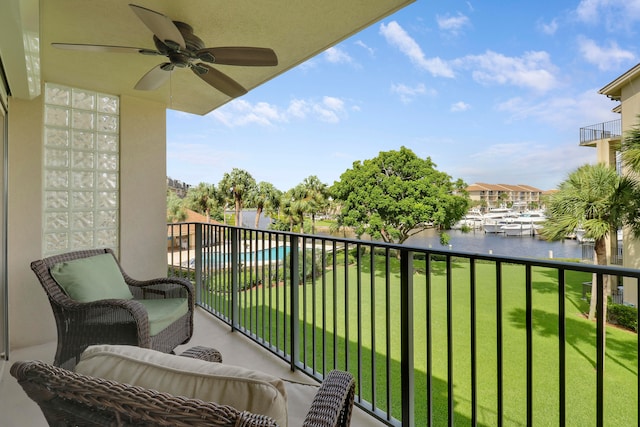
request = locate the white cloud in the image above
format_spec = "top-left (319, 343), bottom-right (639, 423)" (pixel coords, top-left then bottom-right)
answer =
top-left (324, 47), bottom-right (354, 64)
top-left (537, 18), bottom-right (558, 35)
top-left (459, 50), bottom-right (558, 92)
top-left (315, 96), bottom-right (347, 123)
top-left (210, 96), bottom-right (350, 127)
top-left (461, 141), bottom-right (595, 189)
top-left (437, 13), bottom-right (470, 36)
top-left (575, 0), bottom-right (640, 31)
top-left (450, 101), bottom-right (471, 112)
top-left (390, 83), bottom-right (432, 103)
top-left (496, 88), bottom-right (619, 130)
top-left (577, 36), bottom-right (635, 71)
top-left (355, 40), bottom-right (375, 56)
top-left (380, 21), bottom-right (455, 78)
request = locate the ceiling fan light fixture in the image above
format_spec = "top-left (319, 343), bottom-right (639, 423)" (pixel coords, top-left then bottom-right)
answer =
top-left (198, 52), bottom-right (216, 63)
top-left (192, 64), bottom-right (208, 75)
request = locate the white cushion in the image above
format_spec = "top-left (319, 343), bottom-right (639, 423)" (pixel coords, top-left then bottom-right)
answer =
top-left (283, 379), bottom-right (320, 424)
top-left (76, 345), bottom-right (288, 426)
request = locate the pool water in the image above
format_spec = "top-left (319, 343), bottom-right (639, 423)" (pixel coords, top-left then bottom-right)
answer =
top-left (197, 246), bottom-right (290, 265)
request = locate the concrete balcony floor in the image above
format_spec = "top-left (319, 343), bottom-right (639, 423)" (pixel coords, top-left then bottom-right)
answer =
top-left (0, 307), bottom-right (384, 426)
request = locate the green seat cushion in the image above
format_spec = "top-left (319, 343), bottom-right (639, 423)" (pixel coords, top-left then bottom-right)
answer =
top-left (137, 298), bottom-right (189, 336)
top-left (51, 253), bottom-right (134, 302)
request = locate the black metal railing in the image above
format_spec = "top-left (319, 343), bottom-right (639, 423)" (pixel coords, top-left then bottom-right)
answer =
top-left (580, 119), bottom-right (622, 145)
top-left (168, 222), bottom-right (640, 426)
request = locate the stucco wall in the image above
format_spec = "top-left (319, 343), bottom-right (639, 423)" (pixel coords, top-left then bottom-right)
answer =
top-left (621, 80), bottom-right (640, 306)
top-left (7, 95), bottom-right (50, 349)
top-left (7, 93), bottom-right (168, 350)
top-left (119, 95), bottom-right (167, 279)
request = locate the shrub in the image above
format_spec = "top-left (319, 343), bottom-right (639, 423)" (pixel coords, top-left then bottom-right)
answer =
top-left (607, 301), bottom-right (638, 332)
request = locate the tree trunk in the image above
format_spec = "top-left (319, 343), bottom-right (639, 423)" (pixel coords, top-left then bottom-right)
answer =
top-left (588, 238), bottom-right (609, 324)
top-left (254, 207), bottom-right (263, 228)
top-left (235, 196), bottom-right (242, 227)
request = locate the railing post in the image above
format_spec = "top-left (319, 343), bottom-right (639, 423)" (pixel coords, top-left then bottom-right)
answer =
top-left (400, 248), bottom-right (415, 426)
top-left (290, 235), bottom-right (300, 371)
top-left (231, 227), bottom-right (239, 331)
top-left (194, 223), bottom-right (202, 304)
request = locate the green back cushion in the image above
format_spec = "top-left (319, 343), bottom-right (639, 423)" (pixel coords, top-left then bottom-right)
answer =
top-left (50, 253), bottom-right (134, 302)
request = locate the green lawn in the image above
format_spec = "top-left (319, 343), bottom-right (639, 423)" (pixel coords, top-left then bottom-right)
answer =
top-left (211, 254), bottom-right (638, 425)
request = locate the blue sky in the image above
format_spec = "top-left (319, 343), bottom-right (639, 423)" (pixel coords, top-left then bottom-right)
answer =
top-left (167, 0), bottom-right (638, 192)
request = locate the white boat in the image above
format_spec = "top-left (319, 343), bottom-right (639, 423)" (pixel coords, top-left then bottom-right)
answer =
top-left (483, 218), bottom-right (512, 233)
top-left (501, 223), bottom-right (532, 236)
top-left (501, 211), bottom-right (546, 236)
top-left (453, 209), bottom-right (484, 230)
top-left (482, 207), bottom-right (518, 233)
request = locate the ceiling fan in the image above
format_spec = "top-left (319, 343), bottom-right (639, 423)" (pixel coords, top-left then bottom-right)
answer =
top-left (52, 3), bottom-right (278, 98)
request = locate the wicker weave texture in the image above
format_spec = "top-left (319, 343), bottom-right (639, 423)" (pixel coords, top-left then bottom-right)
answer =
top-left (11, 358), bottom-right (355, 427)
top-left (30, 248), bottom-right (194, 369)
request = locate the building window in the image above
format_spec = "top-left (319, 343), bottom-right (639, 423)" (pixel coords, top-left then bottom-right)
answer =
top-left (42, 83), bottom-right (119, 256)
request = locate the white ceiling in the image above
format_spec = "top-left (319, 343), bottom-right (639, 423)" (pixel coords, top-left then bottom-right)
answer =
top-left (23, 0), bottom-right (414, 115)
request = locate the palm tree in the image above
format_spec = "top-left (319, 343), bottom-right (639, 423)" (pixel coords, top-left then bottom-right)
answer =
top-left (619, 116), bottom-right (640, 235)
top-left (277, 186), bottom-right (307, 232)
top-left (620, 116), bottom-right (640, 174)
top-left (247, 181), bottom-right (281, 228)
top-left (218, 169), bottom-right (257, 227)
top-left (301, 175), bottom-right (328, 233)
top-left (541, 163), bottom-right (640, 321)
top-left (184, 183), bottom-right (219, 222)
top-left (166, 190), bottom-right (187, 222)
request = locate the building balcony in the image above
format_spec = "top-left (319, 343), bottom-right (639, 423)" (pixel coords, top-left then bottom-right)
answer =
top-left (3, 222), bottom-right (640, 426)
top-left (580, 119), bottom-right (622, 147)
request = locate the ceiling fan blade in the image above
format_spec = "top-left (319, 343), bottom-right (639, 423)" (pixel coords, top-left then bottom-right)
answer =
top-left (197, 47), bottom-right (278, 66)
top-left (192, 63), bottom-right (247, 98)
top-left (52, 43), bottom-right (161, 56)
top-left (135, 63), bottom-right (173, 90)
top-left (129, 4), bottom-right (185, 50)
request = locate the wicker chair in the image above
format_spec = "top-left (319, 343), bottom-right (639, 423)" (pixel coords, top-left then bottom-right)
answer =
top-left (30, 248), bottom-right (194, 369)
top-left (10, 358), bottom-right (356, 426)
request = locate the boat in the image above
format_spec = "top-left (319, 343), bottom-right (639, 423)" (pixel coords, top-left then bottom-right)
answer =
top-left (483, 218), bottom-right (512, 233)
top-left (482, 207), bottom-right (518, 233)
top-left (501, 223), bottom-right (531, 236)
top-left (453, 209), bottom-right (485, 230)
top-left (501, 211), bottom-right (546, 236)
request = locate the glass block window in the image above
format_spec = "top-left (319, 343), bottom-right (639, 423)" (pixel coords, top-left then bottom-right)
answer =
top-left (43, 83), bottom-right (119, 256)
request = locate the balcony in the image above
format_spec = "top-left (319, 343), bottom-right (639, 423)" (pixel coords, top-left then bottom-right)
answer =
top-left (580, 119), bottom-right (622, 146)
top-left (3, 222), bottom-right (640, 426)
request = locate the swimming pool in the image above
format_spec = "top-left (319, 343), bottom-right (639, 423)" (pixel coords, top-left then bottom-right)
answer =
top-left (193, 246), bottom-right (290, 266)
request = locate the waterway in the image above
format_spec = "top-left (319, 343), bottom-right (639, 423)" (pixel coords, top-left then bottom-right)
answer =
top-left (237, 209), bottom-right (585, 260)
top-left (405, 228), bottom-right (583, 259)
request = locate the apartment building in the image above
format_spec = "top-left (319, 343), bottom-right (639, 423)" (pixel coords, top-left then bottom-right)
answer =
top-left (466, 182), bottom-right (544, 211)
top-left (580, 62), bottom-right (640, 307)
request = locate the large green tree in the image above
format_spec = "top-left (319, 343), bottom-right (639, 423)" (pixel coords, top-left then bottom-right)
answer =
top-left (540, 163), bottom-right (640, 321)
top-left (331, 146), bottom-right (470, 244)
top-left (218, 169), bottom-right (257, 227)
top-left (247, 181), bottom-right (281, 228)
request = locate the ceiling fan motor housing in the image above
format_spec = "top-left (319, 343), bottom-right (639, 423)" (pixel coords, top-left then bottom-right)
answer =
top-left (153, 21), bottom-right (205, 67)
